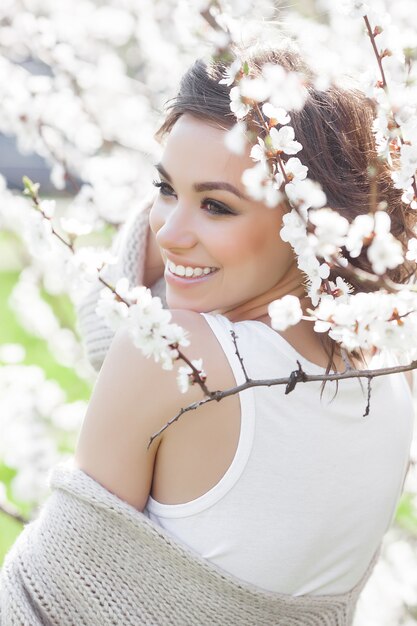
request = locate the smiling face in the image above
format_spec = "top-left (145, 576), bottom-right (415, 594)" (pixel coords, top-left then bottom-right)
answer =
top-left (149, 114), bottom-right (298, 315)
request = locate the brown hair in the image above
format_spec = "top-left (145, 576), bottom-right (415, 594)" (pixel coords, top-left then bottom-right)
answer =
top-left (155, 46), bottom-right (417, 290)
top-left (155, 46), bottom-right (416, 374)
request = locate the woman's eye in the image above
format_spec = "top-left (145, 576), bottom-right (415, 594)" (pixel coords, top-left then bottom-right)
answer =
top-left (201, 200), bottom-right (235, 216)
top-left (152, 180), bottom-right (234, 216)
top-left (152, 179), bottom-right (175, 197)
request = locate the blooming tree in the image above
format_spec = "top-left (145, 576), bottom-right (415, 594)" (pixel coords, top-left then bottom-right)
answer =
top-left (1, 0), bottom-right (417, 622)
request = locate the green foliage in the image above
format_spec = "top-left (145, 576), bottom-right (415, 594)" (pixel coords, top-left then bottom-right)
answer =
top-left (395, 492), bottom-right (417, 535)
top-left (0, 232), bottom-right (93, 564)
top-left (0, 269), bottom-right (91, 402)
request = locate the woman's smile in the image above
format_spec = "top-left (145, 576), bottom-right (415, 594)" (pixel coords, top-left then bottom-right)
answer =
top-left (165, 262), bottom-right (220, 287)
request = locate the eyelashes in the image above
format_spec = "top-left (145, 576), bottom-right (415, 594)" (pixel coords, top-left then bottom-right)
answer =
top-left (151, 179), bottom-right (236, 217)
top-left (152, 180), bottom-right (175, 196)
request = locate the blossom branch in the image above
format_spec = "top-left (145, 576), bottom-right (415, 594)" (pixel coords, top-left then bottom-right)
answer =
top-left (364, 15), bottom-right (387, 89)
top-left (252, 102), bottom-right (291, 186)
top-left (23, 176), bottom-right (75, 252)
top-left (148, 357), bottom-right (417, 447)
top-left (22, 177), bottom-right (211, 397)
top-left (363, 14), bottom-right (417, 199)
top-left (38, 123), bottom-right (81, 194)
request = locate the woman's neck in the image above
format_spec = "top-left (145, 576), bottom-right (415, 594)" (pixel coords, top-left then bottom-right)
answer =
top-left (217, 261), bottom-right (306, 324)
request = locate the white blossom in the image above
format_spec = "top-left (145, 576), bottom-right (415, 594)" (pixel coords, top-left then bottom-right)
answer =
top-left (177, 358), bottom-right (206, 394)
top-left (0, 343), bottom-right (26, 364)
top-left (365, 212), bottom-right (404, 274)
top-left (280, 209), bottom-right (308, 254)
top-left (262, 63), bottom-right (308, 111)
top-left (406, 237), bottom-right (417, 262)
top-left (23, 211), bottom-right (53, 257)
top-left (96, 286), bottom-right (130, 331)
top-left (285, 178), bottom-right (327, 211)
top-left (337, 0), bottom-right (370, 18)
top-left (303, 258), bottom-right (331, 305)
top-left (239, 75), bottom-right (270, 102)
top-left (68, 247), bottom-right (117, 283)
top-left (284, 157), bottom-right (308, 182)
top-left (126, 289), bottom-right (190, 370)
top-left (250, 137), bottom-right (268, 164)
top-left (312, 289), bottom-right (417, 356)
top-left (308, 208), bottom-right (349, 258)
top-left (241, 162), bottom-right (283, 207)
top-left (269, 126), bottom-right (302, 155)
top-left (261, 103), bottom-right (290, 125)
top-left (224, 121), bottom-right (247, 155)
top-left (401, 186), bottom-right (417, 209)
top-left (368, 232), bottom-right (404, 274)
top-left (345, 213), bottom-right (375, 258)
top-left (268, 295), bottom-right (303, 331)
top-left (328, 277), bottom-right (354, 302)
top-left (59, 216), bottom-right (93, 236)
top-left (229, 85), bottom-right (251, 119)
top-left (219, 59), bottom-right (242, 87)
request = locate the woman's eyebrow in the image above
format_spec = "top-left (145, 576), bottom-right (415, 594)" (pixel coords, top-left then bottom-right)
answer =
top-left (154, 162), bottom-right (249, 200)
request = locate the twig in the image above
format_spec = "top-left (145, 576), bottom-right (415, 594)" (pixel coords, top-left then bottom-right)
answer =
top-left (363, 376), bottom-right (373, 417)
top-left (148, 359), bottom-right (417, 447)
top-left (285, 360), bottom-right (308, 394)
top-left (363, 15), bottom-right (417, 199)
top-left (24, 179), bottom-right (75, 253)
top-left (0, 503), bottom-right (28, 525)
top-left (230, 330), bottom-right (249, 382)
top-left (252, 102), bottom-right (291, 185)
top-left (364, 16), bottom-right (387, 89)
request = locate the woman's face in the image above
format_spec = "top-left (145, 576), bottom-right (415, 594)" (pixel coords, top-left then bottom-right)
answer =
top-left (149, 114), bottom-right (295, 313)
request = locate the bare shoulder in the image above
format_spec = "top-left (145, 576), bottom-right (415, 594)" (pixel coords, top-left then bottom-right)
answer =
top-left (74, 309), bottom-right (232, 510)
top-left (170, 309), bottom-right (222, 357)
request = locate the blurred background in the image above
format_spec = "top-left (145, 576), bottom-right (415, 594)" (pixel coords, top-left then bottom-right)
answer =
top-left (0, 1), bottom-right (417, 624)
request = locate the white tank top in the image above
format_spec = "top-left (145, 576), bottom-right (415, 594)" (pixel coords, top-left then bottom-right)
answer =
top-left (144, 312), bottom-right (414, 596)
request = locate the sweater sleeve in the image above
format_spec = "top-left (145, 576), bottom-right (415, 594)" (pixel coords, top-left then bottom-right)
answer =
top-left (76, 195), bottom-right (167, 372)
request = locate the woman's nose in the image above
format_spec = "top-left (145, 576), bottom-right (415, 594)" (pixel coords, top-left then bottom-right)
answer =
top-left (151, 201), bottom-right (198, 252)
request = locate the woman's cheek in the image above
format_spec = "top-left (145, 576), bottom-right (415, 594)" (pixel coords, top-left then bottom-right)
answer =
top-left (149, 199), bottom-right (164, 235)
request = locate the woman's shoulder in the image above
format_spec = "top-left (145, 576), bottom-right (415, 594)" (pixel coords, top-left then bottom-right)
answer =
top-left (74, 309), bottom-right (238, 510)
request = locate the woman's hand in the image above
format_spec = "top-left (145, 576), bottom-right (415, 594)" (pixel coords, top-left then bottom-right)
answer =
top-left (142, 224), bottom-right (165, 287)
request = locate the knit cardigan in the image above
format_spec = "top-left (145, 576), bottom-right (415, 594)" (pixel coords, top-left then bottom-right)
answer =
top-left (0, 463), bottom-right (380, 626)
top-left (77, 195), bottom-right (167, 372)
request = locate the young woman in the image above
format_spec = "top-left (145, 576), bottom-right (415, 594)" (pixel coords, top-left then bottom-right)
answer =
top-left (1, 46), bottom-right (415, 625)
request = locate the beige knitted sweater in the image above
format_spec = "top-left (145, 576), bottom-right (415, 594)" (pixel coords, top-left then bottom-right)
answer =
top-left (0, 463), bottom-right (380, 625)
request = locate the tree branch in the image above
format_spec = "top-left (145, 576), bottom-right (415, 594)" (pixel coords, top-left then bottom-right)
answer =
top-left (230, 330), bottom-right (250, 382)
top-left (0, 503), bottom-right (28, 525)
top-left (148, 358), bottom-right (417, 447)
top-left (364, 16), bottom-right (387, 89)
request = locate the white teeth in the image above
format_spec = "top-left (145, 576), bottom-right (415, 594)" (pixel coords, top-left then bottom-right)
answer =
top-left (167, 260), bottom-right (217, 278)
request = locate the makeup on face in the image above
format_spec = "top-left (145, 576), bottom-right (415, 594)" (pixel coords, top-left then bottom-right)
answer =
top-left (149, 114), bottom-right (296, 314)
